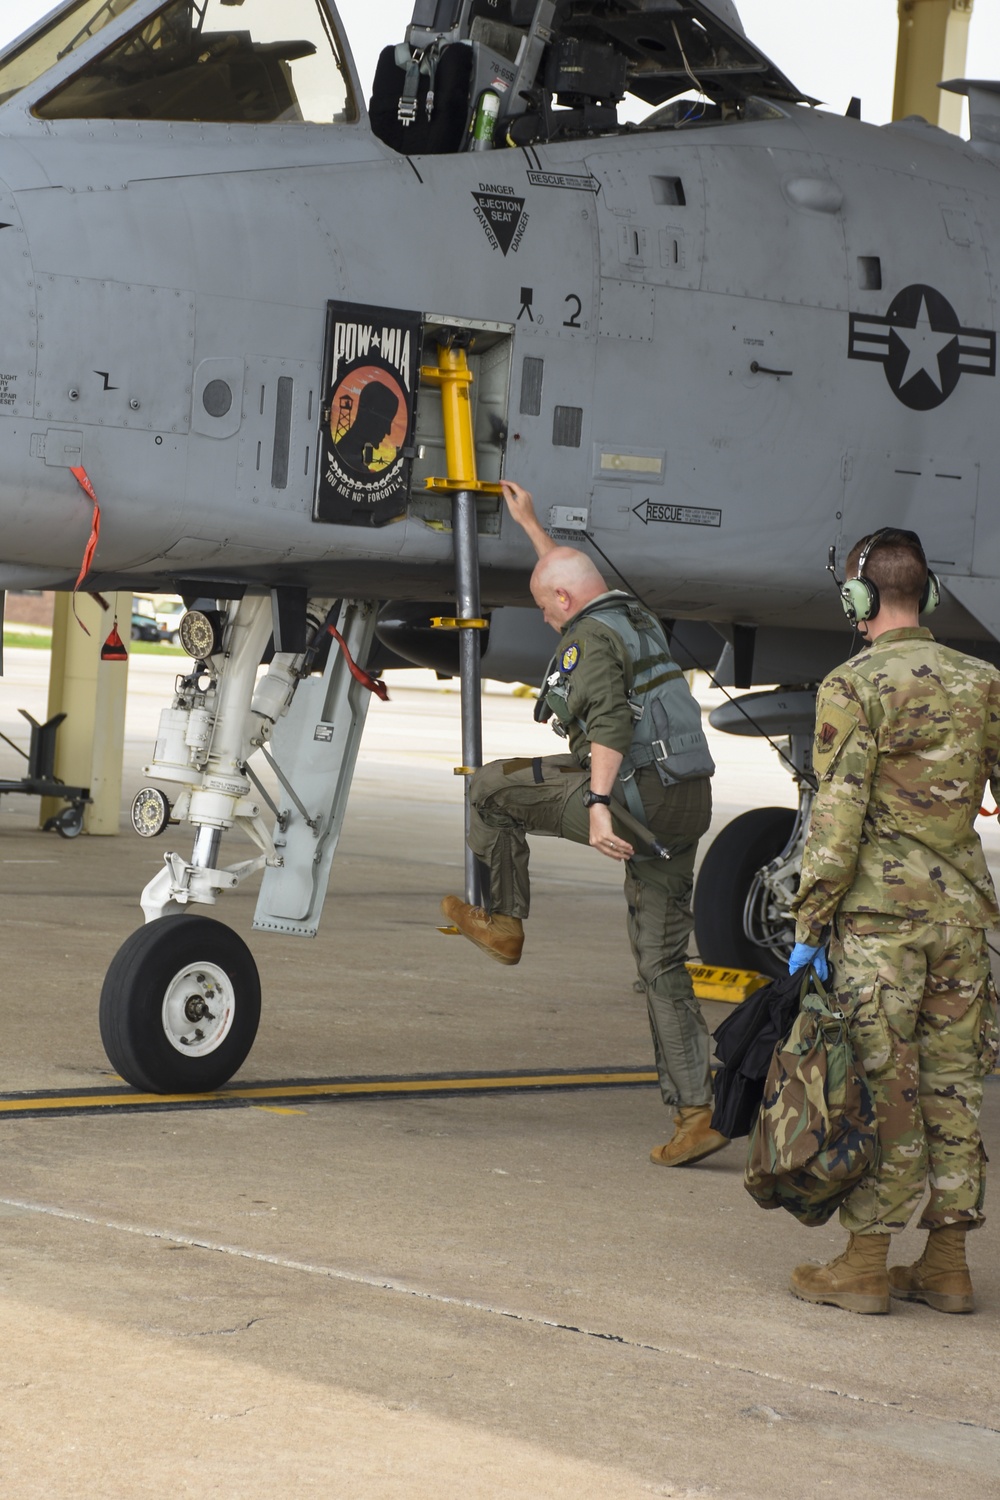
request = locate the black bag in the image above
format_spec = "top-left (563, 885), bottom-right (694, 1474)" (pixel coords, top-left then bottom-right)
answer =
top-left (710, 968), bottom-right (804, 1139)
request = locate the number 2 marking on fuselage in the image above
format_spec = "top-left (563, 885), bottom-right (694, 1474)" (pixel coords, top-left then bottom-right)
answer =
top-left (563, 294), bottom-right (583, 329)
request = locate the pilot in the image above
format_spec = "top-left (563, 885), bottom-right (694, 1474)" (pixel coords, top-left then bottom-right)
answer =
top-left (787, 528), bottom-right (1000, 1315)
top-left (442, 482), bottom-right (726, 1168)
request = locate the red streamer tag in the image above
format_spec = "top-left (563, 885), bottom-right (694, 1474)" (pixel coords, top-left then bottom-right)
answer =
top-left (70, 465), bottom-right (101, 592)
top-left (68, 466), bottom-right (102, 636)
top-left (328, 624), bottom-right (390, 702)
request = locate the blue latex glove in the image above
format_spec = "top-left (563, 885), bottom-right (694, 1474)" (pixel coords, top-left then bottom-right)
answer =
top-left (788, 942), bottom-right (829, 981)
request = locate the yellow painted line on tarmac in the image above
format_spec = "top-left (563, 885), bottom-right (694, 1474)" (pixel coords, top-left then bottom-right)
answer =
top-left (0, 1068), bottom-right (660, 1119)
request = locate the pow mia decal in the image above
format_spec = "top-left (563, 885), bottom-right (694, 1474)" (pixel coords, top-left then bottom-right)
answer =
top-left (849, 284), bottom-right (996, 411)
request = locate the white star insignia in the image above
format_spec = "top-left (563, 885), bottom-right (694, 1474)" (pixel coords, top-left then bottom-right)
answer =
top-left (894, 295), bottom-right (957, 392)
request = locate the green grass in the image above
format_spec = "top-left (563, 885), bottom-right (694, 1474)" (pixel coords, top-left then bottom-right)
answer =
top-left (2, 628), bottom-right (184, 657)
top-left (2, 630), bottom-right (51, 650)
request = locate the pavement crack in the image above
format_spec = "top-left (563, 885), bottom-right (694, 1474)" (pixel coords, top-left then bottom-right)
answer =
top-left (186, 1317), bottom-right (264, 1338)
top-left (149, 1317), bottom-right (264, 1339)
top-left (3, 1194), bottom-right (995, 1435)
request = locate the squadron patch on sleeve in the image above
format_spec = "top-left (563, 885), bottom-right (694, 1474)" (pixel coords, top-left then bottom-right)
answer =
top-left (561, 643), bottom-right (580, 672)
top-left (813, 700), bottom-right (860, 771)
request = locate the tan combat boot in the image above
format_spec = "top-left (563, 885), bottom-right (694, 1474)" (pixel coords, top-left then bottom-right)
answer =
top-left (888, 1224), bottom-right (975, 1314)
top-left (790, 1232), bottom-right (891, 1314)
top-left (440, 897), bottom-right (524, 965)
top-left (650, 1106), bottom-right (729, 1167)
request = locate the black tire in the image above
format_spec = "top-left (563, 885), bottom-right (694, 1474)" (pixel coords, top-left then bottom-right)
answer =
top-left (99, 915), bottom-right (261, 1093)
top-left (694, 807), bottom-right (797, 978)
top-left (54, 806), bottom-right (84, 839)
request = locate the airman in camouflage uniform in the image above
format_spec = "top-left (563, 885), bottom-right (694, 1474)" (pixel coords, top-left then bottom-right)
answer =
top-left (442, 483), bottom-right (725, 1168)
top-left (789, 528), bottom-right (1000, 1315)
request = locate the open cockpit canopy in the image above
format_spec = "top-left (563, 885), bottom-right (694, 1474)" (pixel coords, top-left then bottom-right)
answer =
top-left (369, 0), bottom-right (807, 153)
top-left (0, 0), bottom-right (357, 123)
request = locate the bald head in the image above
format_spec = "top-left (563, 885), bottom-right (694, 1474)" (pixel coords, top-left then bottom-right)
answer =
top-left (530, 546), bottom-right (609, 633)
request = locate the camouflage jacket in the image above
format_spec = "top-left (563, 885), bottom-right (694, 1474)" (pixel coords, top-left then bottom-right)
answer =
top-left (792, 627), bottom-right (1000, 944)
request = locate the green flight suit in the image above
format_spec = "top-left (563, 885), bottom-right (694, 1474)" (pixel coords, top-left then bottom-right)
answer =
top-left (793, 627), bottom-right (1000, 1232)
top-left (468, 596), bottom-right (714, 1109)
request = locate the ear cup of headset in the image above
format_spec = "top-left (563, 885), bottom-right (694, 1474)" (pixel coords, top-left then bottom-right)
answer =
top-left (920, 571), bottom-right (941, 615)
top-left (840, 577), bottom-right (879, 625)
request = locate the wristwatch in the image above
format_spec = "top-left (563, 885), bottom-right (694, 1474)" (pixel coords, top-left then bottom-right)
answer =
top-left (582, 791), bottom-right (612, 808)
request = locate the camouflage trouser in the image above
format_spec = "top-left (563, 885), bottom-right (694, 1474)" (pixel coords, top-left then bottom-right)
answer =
top-left (468, 754), bottom-right (714, 1109)
top-left (831, 913), bottom-right (1000, 1234)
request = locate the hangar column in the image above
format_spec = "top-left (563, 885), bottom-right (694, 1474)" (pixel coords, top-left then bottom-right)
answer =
top-left (40, 590), bottom-right (132, 835)
top-left (893, 0), bottom-right (974, 134)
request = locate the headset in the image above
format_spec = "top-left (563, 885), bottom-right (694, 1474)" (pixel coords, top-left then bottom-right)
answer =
top-left (832, 528), bottom-right (940, 626)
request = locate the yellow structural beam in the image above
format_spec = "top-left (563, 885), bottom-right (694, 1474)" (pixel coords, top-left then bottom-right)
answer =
top-left (894, 0), bottom-right (974, 134)
top-left (40, 590), bottom-right (132, 835)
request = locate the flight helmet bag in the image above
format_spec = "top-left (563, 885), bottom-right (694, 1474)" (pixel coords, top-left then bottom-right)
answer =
top-left (744, 967), bottom-right (878, 1227)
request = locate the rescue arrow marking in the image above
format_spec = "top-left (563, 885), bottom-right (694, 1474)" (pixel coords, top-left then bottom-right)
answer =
top-left (632, 499), bottom-right (722, 528)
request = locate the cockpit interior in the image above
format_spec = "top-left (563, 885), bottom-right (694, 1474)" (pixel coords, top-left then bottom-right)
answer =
top-left (0, 0), bottom-right (806, 143)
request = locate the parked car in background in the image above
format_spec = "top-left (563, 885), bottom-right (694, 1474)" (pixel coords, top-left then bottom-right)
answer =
top-left (151, 597), bottom-right (185, 643)
top-left (133, 594), bottom-right (185, 643)
top-left (131, 604), bottom-right (162, 643)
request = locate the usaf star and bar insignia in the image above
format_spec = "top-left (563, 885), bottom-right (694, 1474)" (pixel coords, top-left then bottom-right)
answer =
top-left (849, 283), bottom-right (996, 411)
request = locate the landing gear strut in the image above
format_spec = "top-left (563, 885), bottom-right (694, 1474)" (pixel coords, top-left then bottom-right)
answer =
top-left (694, 689), bottom-right (817, 979)
top-left (102, 592), bottom-right (379, 1093)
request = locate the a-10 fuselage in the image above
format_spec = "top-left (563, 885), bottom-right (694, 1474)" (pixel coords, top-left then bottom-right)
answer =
top-left (1, 32), bottom-right (998, 669)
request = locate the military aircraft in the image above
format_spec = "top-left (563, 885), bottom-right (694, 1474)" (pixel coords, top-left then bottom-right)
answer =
top-left (1, 0), bottom-right (998, 1093)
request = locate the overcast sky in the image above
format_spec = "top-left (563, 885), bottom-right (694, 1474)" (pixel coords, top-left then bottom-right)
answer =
top-left (1, 0), bottom-right (998, 129)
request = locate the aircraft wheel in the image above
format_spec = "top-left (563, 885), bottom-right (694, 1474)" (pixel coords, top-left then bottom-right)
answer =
top-left (694, 807), bottom-right (797, 979)
top-left (99, 915), bottom-right (261, 1094)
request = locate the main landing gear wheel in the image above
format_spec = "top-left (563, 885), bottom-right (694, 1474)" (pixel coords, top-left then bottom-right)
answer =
top-left (694, 807), bottom-right (797, 980)
top-left (99, 915), bottom-right (261, 1094)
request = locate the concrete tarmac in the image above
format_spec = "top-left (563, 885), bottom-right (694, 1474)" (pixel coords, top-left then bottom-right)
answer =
top-left (1, 648), bottom-right (998, 1499)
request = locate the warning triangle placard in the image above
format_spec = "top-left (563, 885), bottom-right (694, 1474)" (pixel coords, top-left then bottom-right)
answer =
top-left (472, 188), bottom-right (528, 256)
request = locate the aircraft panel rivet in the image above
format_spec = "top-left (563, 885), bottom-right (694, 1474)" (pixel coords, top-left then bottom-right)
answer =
top-left (130, 399), bottom-right (140, 410)
top-left (68, 389), bottom-right (79, 401)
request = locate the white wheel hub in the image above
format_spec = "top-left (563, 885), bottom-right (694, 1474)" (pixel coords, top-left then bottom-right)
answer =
top-left (161, 961), bottom-right (236, 1057)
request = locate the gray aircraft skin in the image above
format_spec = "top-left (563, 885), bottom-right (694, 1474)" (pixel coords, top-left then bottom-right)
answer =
top-left (1, 0), bottom-right (998, 1090)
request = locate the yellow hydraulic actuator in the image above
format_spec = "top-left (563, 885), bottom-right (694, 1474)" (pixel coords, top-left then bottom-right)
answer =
top-left (421, 338), bottom-right (502, 909)
top-left (894, 0), bottom-right (974, 135)
top-left (420, 342), bottom-right (503, 497)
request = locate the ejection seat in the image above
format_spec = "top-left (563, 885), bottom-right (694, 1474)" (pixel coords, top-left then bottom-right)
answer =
top-left (369, 0), bottom-right (534, 155)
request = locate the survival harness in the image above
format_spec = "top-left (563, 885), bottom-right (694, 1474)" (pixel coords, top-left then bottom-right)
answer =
top-left (535, 593), bottom-right (715, 837)
top-left (396, 41), bottom-right (448, 125)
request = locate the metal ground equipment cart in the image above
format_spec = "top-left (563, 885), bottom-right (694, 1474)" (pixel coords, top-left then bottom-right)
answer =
top-left (0, 710), bottom-right (91, 838)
